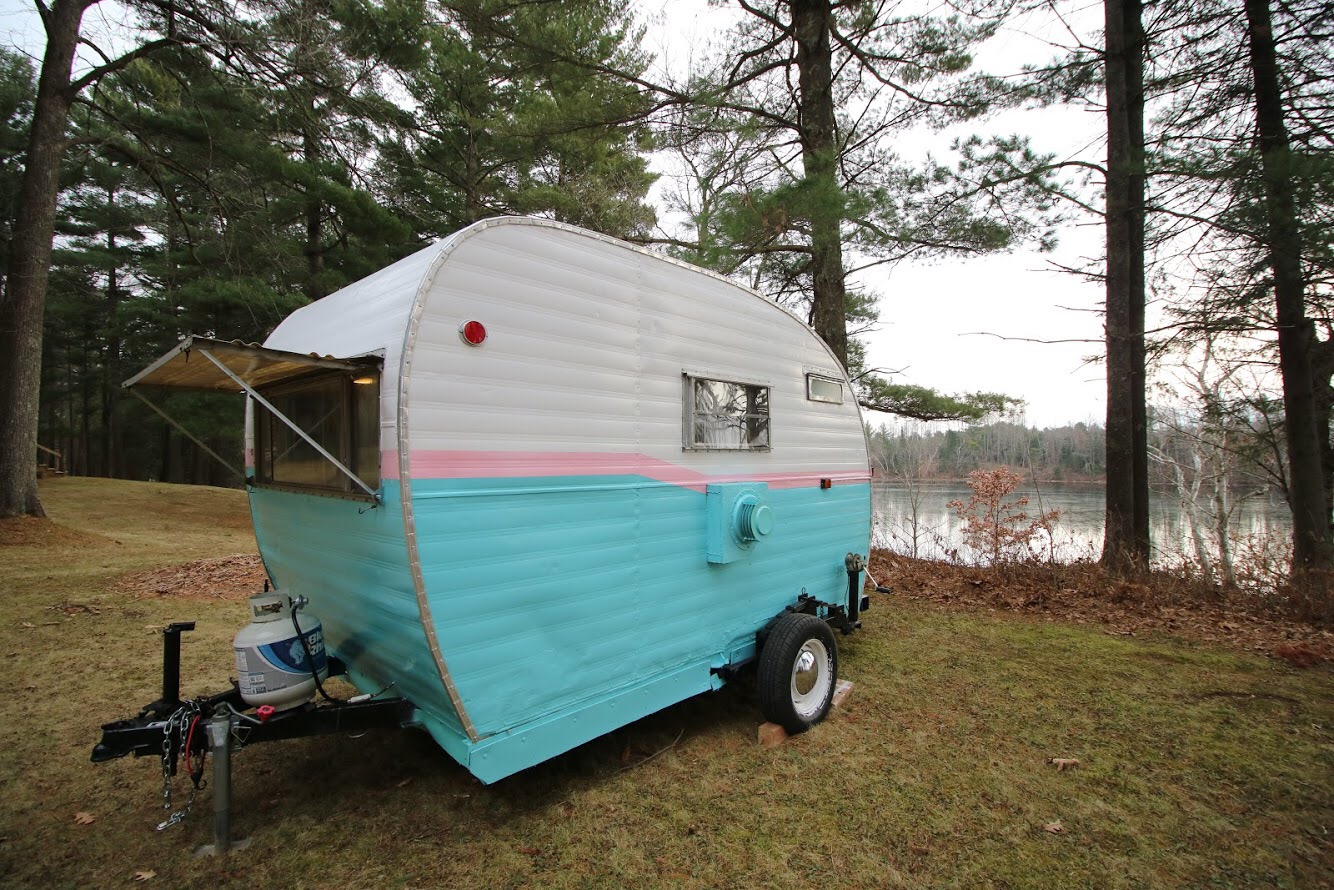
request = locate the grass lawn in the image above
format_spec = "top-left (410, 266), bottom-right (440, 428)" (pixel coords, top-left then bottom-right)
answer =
top-left (1, 477), bottom-right (1329, 888)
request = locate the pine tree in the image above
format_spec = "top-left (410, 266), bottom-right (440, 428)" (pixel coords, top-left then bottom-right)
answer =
top-left (382, 0), bottom-right (655, 239)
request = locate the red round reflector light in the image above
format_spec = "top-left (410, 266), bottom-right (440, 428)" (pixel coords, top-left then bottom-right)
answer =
top-left (459, 320), bottom-right (487, 346)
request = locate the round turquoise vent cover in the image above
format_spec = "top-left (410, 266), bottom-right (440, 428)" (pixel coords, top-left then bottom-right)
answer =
top-left (733, 495), bottom-right (775, 543)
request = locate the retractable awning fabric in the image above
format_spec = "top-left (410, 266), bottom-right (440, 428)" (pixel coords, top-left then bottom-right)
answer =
top-left (123, 336), bottom-right (381, 392)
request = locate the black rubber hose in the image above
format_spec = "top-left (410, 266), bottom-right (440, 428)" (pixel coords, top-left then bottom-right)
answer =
top-left (292, 607), bottom-right (342, 704)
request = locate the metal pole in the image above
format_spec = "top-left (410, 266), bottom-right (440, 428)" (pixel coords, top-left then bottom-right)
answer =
top-left (210, 709), bottom-right (231, 853)
top-left (160, 623), bottom-right (193, 708)
top-left (196, 707), bottom-right (250, 856)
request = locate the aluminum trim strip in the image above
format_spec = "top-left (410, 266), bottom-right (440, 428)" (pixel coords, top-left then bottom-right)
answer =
top-left (398, 232), bottom-right (480, 742)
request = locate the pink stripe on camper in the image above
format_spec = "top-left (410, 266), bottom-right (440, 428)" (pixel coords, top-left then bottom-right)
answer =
top-left (384, 449), bottom-right (869, 491)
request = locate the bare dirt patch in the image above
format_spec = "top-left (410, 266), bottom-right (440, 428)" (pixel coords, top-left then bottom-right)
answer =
top-left (871, 550), bottom-right (1334, 666)
top-left (116, 554), bottom-right (269, 600)
top-left (0, 515), bottom-right (114, 548)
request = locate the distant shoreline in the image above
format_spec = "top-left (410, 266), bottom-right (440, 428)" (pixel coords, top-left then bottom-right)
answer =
top-left (873, 474), bottom-right (1107, 486)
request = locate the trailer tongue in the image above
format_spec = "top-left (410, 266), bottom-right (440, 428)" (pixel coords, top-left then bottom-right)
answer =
top-left (92, 619), bottom-right (414, 854)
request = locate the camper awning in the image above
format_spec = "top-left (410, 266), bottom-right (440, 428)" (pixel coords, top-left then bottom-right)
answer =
top-left (123, 336), bottom-right (382, 392)
top-left (122, 336), bottom-right (382, 500)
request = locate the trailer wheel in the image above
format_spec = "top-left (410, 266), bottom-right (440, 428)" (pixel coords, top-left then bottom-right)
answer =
top-left (758, 613), bottom-right (838, 733)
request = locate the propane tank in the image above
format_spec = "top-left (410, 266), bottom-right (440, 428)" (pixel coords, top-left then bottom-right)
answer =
top-left (233, 591), bottom-right (328, 710)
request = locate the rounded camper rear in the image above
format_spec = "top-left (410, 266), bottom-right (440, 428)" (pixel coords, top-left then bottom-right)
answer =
top-left (250, 218), bottom-right (872, 781)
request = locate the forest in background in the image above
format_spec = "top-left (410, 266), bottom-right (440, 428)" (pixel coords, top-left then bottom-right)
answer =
top-left (871, 421), bottom-right (1107, 482)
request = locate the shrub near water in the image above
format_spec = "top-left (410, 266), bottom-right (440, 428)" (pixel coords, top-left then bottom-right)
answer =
top-left (948, 467), bottom-right (1061, 565)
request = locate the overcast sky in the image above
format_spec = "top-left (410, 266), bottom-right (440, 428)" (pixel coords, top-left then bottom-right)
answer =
top-left (643, 1), bottom-right (1111, 431)
top-left (2, 0), bottom-right (1112, 428)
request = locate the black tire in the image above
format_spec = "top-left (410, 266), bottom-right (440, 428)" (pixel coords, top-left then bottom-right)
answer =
top-left (758, 612), bottom-right (838, 734)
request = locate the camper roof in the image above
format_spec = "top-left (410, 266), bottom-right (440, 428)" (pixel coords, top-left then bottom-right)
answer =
top-left (123, 335), bottom-right (381, 393)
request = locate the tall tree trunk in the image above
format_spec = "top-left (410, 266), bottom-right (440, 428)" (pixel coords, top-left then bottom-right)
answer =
top-left (1243, 0), bottom-right (1332, 570)
top-left (464, 128), bottom-right (484, 224)
top-left (791, 0), bottom-right (848, 370)
top-left (102, 213), bottom-right (121, 478)
top-left (1101, 0), bottom-right (1150, 570)
top-left (303, 117), bottom-right (325, 301)
top-left (1310, 335), bottom-right (1334, 532)
top-left (79, 322), bottom-right (93, 475)
top-left (0, 0), bottom-right (91, 517)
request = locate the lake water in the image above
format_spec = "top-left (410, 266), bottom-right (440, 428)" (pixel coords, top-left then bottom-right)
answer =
top-left (872, 481), bottom-right (1294, 567)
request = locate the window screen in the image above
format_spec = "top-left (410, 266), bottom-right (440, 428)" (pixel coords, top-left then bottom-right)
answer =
top-left (685, 376), bottom-right (770, 450)
top-left (806, 373), bottom-right (845, 404)
top-left (254, 371), bottom-right (380, 496)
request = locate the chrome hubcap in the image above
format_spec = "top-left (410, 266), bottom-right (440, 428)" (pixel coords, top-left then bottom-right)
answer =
top-left (790, 639), bottom-right (831, 719)
top-left (794, 650), bottom-right (818, 694)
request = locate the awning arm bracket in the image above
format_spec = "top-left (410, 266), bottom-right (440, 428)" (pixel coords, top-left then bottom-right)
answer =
top-left (128, 389), bottom-right (245, 482)
top-left (197, 348), bottom-right (379, 501)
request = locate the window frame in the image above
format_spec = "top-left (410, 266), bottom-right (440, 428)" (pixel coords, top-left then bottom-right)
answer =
top-left (682, 373), bottom-right (772, 452)
top-left (805, 372), bottom-right (846, 404)
top-left (252, 369), bottom-right (381, 501)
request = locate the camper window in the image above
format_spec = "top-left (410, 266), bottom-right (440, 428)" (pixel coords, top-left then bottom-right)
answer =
top-left (806, 373), bottom-right (845, 404)
top-left (684, 376), bottom-right (770, 450)
top-left (254, 372), bottom-right (380, 496)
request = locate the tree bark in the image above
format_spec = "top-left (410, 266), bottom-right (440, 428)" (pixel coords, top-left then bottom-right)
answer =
top-left (303, 114), bottom-right (325, 301)
top-left (102, 206), bottom-right (121, 479)
top-left (0, 0), bottom-right (93, 518)
top-left (1101, 0), bottom-right (1150, 570)
top-left (791, 0), bottom-right (848, 370)
top-left (1242, 0), bottom-right (1332, 570)
top-left (1309, 334), bottom-right (1333, 533)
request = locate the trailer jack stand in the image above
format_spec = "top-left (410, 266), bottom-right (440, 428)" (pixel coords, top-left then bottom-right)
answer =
top-left (194, 707), bottom-right (250, 857)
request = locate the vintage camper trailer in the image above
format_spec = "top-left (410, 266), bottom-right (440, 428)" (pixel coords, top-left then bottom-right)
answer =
top-left (124, 217), bottom-right (872, 783)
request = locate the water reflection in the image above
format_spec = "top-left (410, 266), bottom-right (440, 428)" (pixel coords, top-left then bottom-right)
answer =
top-left (872, 481), bottom-right (1294, 567)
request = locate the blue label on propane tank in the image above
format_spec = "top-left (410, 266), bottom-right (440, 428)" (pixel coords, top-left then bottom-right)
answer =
top-left (258, 629), bottom-right (326, 675)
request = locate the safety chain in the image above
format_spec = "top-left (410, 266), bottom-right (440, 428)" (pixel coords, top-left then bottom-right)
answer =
top-left (155, 700), bottom-right (205, 831)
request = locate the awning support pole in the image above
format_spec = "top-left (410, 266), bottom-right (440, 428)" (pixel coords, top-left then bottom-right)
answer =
top-left (128, 389), bottom-right (245, 481)
top-left (197, 348), bottom-right (379, 500)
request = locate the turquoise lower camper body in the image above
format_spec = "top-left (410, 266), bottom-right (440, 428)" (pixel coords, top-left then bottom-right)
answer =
top-left (249, 463), bottom-right (870, 783)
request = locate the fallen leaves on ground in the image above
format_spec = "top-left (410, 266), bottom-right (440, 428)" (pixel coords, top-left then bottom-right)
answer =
top-left (116, 554), bottom-right (268, 600)
top-left (1272, 641), bottom-right (1333, 668)
top-left (53, 603), bottom-right (98, 617)
top-left (0, 516), bottom-right (111, 547)
top-left (871, 551), bottom-right (1333, 664)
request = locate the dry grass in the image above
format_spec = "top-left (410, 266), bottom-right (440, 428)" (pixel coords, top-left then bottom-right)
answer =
top-left (0, 477), bottom-right (1330, 888)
